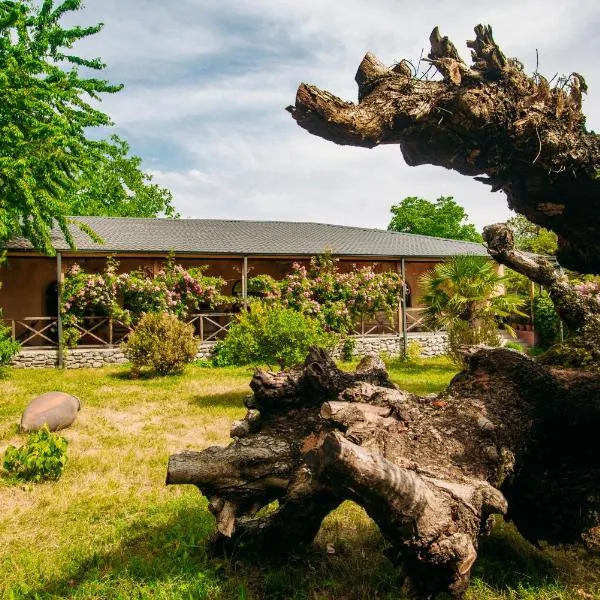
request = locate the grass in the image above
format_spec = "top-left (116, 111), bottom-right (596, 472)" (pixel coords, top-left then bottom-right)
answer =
top-left (0, 357), bottom-right (599, 599)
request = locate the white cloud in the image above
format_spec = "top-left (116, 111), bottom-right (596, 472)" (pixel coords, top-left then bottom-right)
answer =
top-left (72, 0), bottom-right (600, 231)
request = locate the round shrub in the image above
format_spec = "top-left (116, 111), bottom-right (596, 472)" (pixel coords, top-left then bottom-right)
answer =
top-left (447, 320), bottom-right (500, 367)
top-left (213, 301), bottom-right (336, 369)
top-left (122, 312), bottom-right (198, 375)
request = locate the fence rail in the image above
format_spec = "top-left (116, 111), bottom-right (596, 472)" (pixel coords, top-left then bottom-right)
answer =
top-left (4, 313), bottom-right (237, 348)
top-left (5, 308), bottom-right (440, 349)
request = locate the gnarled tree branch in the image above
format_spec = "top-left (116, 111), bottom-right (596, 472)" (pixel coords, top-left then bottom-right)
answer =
top-left (287, 25), bottom-right (600, 273)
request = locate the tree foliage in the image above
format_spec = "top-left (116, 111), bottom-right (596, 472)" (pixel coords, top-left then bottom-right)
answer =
top-left (67, 135), bottom-right (177, 218)
top-left (420, 257), bottom-right (524, 330)
top-left (0, 0), bottom-right (173, 253)
top-left (387, 196), bottom-right (482, 242)
top-left (506, 214), bottom-right (558, 256)
top-left (420, 256), bottom-right (525, 364)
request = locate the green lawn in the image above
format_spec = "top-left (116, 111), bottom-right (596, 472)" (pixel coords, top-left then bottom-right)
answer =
top-left (0, 358), bottom-right (598, 600)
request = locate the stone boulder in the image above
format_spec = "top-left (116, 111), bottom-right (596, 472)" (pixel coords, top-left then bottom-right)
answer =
top-left (20, 392), bottom-right (81, 433)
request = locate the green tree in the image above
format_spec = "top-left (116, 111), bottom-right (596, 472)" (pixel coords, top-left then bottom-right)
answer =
top-left (0, 0), bottom-right (153, 254)
top-left (506, 214), bottom-right (558, 256)
top-left (67, 135), bottom-right (177, 218)
top-left (388, 196), bottom-right (482, 242)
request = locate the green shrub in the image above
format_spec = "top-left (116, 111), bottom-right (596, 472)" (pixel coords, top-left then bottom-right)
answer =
top-left (122, 312), bottom-right (198, 375)
top-left (0, 319), bottom-right (20, 365)
top-left (213, 301), bottom-right (336, 369)
top-left (406, 339), bottom-right (422, 362)
top-left (503, 340), bottom-right (524, 352)
top-left (247, 274), bottom-right (281, 299)
top-left (340, 337), bottom-right (356, 361)
top-left (533, 292), bottom-right (561, 348)
top-left (539, 326), bottom-right (600, 371)
top-left (3, 426), bottom-right (68, 483)
top-left (447, 320), bottom-right (500, 367)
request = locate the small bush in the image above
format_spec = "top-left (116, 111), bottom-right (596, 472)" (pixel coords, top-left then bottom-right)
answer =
top-left (503, 340), bottom-right (524, 352)
top-left (213, 301), bottom-right (336, 369)
top-left (340, 337), bottom-right (356, 361)
top-left (447, 320), bottom-right (500, 367)
top-left (533, 292), bottom-right (561, 349)
top-left (406, 340), bottom-right (422, 362)
top-left (3, 426), bottom-right (68, 483)
top-left (0, 319), bottom-right (20, 365)
top-left (122, 312), bottom-right (198, 375)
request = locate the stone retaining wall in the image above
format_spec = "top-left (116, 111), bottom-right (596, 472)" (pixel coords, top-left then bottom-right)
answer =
top-left (332, 332), bottom-right (448, 359)
top-left (11, 343), bottom-right (218, 369)
top-left (10, 333), bottom-right (448, 369)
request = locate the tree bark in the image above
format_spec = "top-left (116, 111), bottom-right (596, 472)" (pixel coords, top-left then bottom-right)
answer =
top-left (287, 25), bottom-right (600, 273)
top-left (167, 347), bottom-right (600, 598)
top-left (483, 222), bottom-right (600, 333)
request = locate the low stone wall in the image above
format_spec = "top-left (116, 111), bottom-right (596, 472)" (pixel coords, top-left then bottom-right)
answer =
top-left (11, 343), bottom-right (218, 369)
top-left (10, 333), bottom-right (447, 369)
top-left (337, 332), bottom-right (448, 359)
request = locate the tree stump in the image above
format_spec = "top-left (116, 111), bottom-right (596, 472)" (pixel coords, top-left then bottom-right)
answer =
top-left (167, 347), bottom-right (600, 598)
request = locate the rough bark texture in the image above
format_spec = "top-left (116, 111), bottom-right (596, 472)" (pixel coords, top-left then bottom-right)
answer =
top-left (484, 222), bottom-right (600, 370)
top-left (287, 25), bottom-right (600, 273)
top-left (167, 347), bottom-right (600, 598)
top-left (484, 222), bottom-right (600, 333)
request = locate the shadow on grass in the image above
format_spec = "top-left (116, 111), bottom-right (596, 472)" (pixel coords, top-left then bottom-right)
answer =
top-left (10, 501), bottom-right (592, 600)
top-left (473, 519), bottom-right (559, 591)
top-left (191, 391), bottom-right (248, 410)
top-left (13, 501), bottom-right (406, 600)
top-left (109, 369), bottom-right (186, 381)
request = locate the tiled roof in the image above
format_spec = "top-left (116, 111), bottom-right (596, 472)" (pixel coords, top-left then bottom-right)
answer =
top-left (5, 216), bottom-right (488, 258)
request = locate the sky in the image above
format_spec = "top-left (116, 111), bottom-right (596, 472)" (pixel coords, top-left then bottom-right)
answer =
top-left (66, 0), bottom-right (600, 232)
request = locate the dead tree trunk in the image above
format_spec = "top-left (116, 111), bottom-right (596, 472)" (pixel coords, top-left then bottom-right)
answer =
top-left (167, 347), bottom-right (600, 598)
top-left (287, 25), bottom-right (600, 273)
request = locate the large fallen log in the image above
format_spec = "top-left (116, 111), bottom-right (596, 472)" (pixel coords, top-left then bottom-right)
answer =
top-left (287, 25), bottom-right (600, 273)
top-left (167, 347), bottom-right (600, 598)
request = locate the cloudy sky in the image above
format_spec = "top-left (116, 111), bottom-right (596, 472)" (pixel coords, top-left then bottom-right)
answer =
top-left (68, 0), bottom-right (599, 231)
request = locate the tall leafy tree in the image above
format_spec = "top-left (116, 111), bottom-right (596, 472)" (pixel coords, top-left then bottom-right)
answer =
top-left (506, 214), bottom-right (558, 256)
top-left (387, 196), bottom-right (482, 242)
top-left (68, 135), bottom-right (177, 218)
top-left (0, 0), bottom-right (155, 254)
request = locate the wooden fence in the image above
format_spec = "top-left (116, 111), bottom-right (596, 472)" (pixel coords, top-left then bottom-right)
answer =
top-left (5, 308), bottom-right (438, 349)
top-left (3, 313), bottom-right (236, 349)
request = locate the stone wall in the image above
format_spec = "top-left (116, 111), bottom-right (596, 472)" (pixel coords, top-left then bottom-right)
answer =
top-left (10, 333), bottom-right (447, 369)
top-left (11, 343), bottom-right (218, 369)
top-left (334, 332), bottom-right (448, 359)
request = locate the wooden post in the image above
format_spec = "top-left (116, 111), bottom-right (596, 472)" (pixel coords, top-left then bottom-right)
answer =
top-left (401, 259), bottom-right (408, 357)
top-left (242, 256), bottom-right (248, 310)
top-left (56, 252), bottom-right (64, 368)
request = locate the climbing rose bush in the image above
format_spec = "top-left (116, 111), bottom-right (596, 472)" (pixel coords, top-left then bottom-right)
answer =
top-left (574, 280), bottom-right (600, 304)
top-left (61, 257), bottom-right (229, 345)
top-left (277, 254), bottom-right (404, 334)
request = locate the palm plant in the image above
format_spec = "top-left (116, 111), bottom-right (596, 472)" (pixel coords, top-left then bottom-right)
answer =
top-left (420, 256), bottom-right (526, 363)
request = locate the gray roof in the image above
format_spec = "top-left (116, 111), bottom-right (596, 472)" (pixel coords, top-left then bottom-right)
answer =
top-left (6, 216), bottom-right (488, 258)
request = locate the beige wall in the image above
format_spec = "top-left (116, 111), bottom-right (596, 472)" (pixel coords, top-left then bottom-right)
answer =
top-left (0, 256), bottom-right (57, 318)
top-left (404, 261), bottom-right (438, 308)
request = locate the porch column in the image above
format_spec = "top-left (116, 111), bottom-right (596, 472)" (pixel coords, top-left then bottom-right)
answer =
top-left (242, 256), bottom-right (248, 310)
top-left (56, 252), bottom-right (64, 368)
top-left (400, 259), bottom-right (408, 357)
